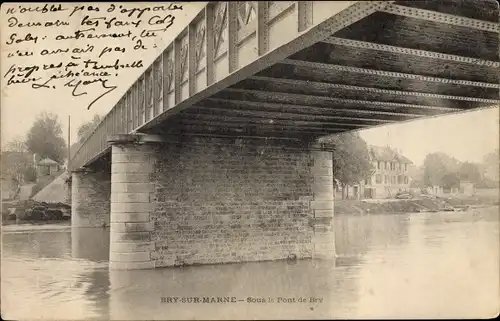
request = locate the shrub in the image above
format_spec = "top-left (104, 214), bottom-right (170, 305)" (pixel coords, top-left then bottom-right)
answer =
top-left (23, 166), bottom-right (37, 182)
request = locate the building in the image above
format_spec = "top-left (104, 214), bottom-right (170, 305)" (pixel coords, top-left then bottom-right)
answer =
top-left (362, 146), bottom-right (414, 199)
top-left (36, 158), bottom-right (60, 176)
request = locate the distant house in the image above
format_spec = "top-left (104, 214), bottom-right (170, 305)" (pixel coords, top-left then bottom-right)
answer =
top-left (426, 185), bottom-right (444, 195)
top-left (459, 181), bottom-right (475, 196)
top-left (425, 181), bottom-right (474, 196)
top-left (362, 145), bottom-right (414, 199)
top-left (36, 158), bottom-right (60, 176)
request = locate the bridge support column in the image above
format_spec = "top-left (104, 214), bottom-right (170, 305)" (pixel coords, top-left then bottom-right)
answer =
top-left (71, 168), bottom-right (111, 228)
top-left (310, 148), bottom-right (336, 259)
top-left (106, 134), bottom-right (336, 270)
top-left (108, 135), bottom-right (160, 270)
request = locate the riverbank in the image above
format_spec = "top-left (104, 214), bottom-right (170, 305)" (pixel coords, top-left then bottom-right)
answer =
top-left (335, 195), bottom-right (499, 215)
top-left (2, 221), bottom-right (70, 232)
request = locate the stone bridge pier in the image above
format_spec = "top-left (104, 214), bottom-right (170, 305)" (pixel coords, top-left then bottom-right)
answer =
top-left (71, 134), bottom-right (335, 270)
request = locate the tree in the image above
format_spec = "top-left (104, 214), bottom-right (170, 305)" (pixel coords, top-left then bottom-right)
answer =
top-left (409, 165), bottom-right (425, 188)
top-left (4, 138), bottom-right (27, 153)
top-left (77, 114), bottom-right (102, 143)
top-left (482, 149), bottom-right (499, 183)
top-left (320, 132), bottom-right (374, 199)
top-left (441, 172), bottom-right (460, 189)
top-left (458, 162), bottom-right (482, 183)
top-left (2, 137), bottom-right (32, 185)
top-left (25, 112), bottom-right (66, 163)
top-left (422, 152), bottom-right (460, 187)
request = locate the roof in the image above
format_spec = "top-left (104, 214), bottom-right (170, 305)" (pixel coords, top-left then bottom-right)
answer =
top-left (368, 145), bottom-right (413, 164)
top-left (37, 157), bottom-right (59, 166)
top-left (31, 171), bottom-right (70, 204)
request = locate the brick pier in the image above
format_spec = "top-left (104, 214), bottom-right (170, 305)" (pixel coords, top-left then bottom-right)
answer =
top-left (71, 134), bottom-right (335, 269)
top-left (71, 168), bottom-right (111, 228)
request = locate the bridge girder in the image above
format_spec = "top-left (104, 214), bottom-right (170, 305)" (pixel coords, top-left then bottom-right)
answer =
top-left (70, 0), bottom-right (499, 170)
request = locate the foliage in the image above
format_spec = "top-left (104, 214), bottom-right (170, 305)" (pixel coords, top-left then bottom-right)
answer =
top-left (441, 172), bottom-right (460, 189)
top-left (482, 148), bottom-right (499, 182)
top-left (320, 132), bottom-right (374, 194)
top-left (23, 166), bottom-right (37, 182)
top-left (77, 114), bottom-right (102, 143)
top-left (421, 151), bottom-right (497, 189)
top-left (409, 165), bottom-right (425, 188)
top-left (422, 152), bottom-right (460, 187)
top-left (25, 112), bottom-right (66, 163)
top-left (2, 137), bottom-right (32, 186)
top-left (458, 162), bottom-right (482, 183)
top-left (483, 148), bottom-right (499, 165)
top-left (4, 138), bottom-right (27, 153)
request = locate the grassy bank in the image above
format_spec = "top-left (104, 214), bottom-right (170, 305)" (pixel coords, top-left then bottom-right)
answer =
top-left (335, 194), bottom-right (499, 215)
top-left (2, 219), bottom-right (70, 226)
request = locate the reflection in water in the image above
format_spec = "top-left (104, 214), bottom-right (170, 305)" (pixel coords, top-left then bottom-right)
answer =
top-left (2, 208), bottom-right (499, 319)
top-left (3, 230), bottom-right (72, 259)
top-left (71, 227), bottom-right (110, 262)
top-left (109, 259), bottom-right (361, 320)
top-left (335, 213), bottom-right (410, 258)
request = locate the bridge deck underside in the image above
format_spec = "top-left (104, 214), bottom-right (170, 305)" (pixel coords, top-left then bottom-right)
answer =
top-left (148, 0), bottom-right (499, 141)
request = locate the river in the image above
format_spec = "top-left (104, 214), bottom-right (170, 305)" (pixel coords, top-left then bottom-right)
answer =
top-left (2, 208), bottom-right (499, 320)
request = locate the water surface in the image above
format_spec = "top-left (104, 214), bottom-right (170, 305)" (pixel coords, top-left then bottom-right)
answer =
top-left (2, 208), bottom-right (499, 319)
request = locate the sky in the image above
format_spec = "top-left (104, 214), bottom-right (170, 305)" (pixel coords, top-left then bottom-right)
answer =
top-left (1, 2), bottom-right (498, 167)
top-left (359, 106), bottom-right (499, 167)
top-left (1, 2), bottom-right (206, 147)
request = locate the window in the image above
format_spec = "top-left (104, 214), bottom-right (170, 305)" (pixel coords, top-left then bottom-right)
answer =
top-left (404, 176), bottom-right (408, 184)
top-left (375, 174), bottom-right (382, 184)
top-left (391, 176), bottom-right (396, 184)
top-left (398, 175), bottom-right (403, 184)
top-left (384, 175), bottom-right (389, 184)
top-left (377, 161), bottom-right (381, 170)
top-left (405, 164), bottom-right (408, 172)
top-left (365, 178), bottom-right (370, 185)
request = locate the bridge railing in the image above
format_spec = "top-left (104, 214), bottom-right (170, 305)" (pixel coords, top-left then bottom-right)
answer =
top-left (70, 2), bottom-right (210, 170)
top-left (70, 1), bottom-right (379, 171)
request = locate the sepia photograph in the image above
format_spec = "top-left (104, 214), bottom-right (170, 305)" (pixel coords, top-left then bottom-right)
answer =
top-left (1, 0), bottom-right (499, 319)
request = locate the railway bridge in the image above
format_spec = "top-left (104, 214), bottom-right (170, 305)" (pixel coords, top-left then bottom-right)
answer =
top-left (69, 0), bottom-right (499, 269)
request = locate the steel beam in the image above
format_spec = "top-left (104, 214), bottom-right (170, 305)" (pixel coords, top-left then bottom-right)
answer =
top-left (160, 125), bottom-right (344, 139)
top-left (126, 91), bottom-right (132, 132)
top-left (175, 112), bottom-right (367, 128)
top-left (185, 106), bottom-right (399, 123)
top-left (281, 59), bottom-right (500, 89)
top-left (162, 47), bottom-right (171, 112)
top-left (222, 86), bottom-right (461, 112)
top-left (165, 123), bottom-right (344, 137)
top-left (237, 78), bottom-right (499, 105)
top-left (188, 20), bottom-right (197, 96)
top-left (379, 4), bottom-right (499, 33)
top-left (205, 4), bottom-right (215, 86)
top-left (297, 1), bottom-right (313, 32)
top-left (174, 36), bottom-right (182, 105)
top-left (227, 1), bottom-right (238, 73)
top-left (174, 118), bottom-right (353, 132)
top-left (203, 97), bottom-right (424, 118)
top-left (322, 37), bottom-right (500, 68)
top-left (156, 131), bottom-right (307, 142)
top-left (256, 1), bottom-right (269, 56)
